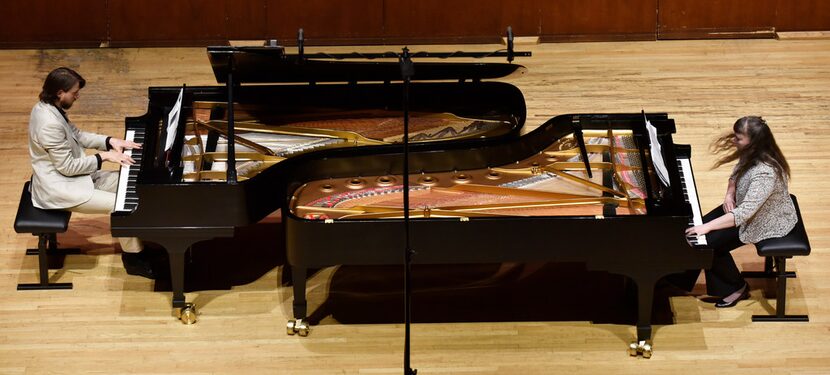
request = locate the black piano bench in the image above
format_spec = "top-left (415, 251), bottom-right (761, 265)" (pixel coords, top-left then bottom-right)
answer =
top-left (741, 195), bottom-right (810, 322)
top-left (14, 182), bottom-right (79, 290)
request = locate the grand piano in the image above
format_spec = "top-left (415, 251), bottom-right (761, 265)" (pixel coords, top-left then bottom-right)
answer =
top-left (283, 112), bottom-right (713, 356)
top-left (110, 43), bottom-right (530, 324)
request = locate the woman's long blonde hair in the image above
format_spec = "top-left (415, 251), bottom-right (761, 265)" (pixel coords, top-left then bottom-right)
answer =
top-left (711, 116), bottom-right (790, 181)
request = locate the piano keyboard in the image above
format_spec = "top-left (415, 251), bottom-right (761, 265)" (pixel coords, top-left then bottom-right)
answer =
top-left (677, 157), bottom-right (707, 246)
top-left (114, 129), bottom-right (145, 213)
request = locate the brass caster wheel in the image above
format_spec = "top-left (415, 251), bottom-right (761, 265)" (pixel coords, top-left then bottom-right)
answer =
top-left (287, 318), bottom-right (310, 336)
top-left (296, 320), bottom-right (310, 337)
top-left (178, 303), bottom-right (197, 325)
top-left (642, 343), bottom-right (653, 359)
top-left (628, 340), bottom-right (653, 358)
top-left (628, 342), bottom-right (640, 356)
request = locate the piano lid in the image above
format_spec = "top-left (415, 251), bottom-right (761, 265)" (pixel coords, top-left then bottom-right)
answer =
top-left (207, 46), bottom-right (528, 84)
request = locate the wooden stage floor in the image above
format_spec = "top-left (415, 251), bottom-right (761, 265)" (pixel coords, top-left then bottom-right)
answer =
top-left (0, 39), bottom-right (829, 374)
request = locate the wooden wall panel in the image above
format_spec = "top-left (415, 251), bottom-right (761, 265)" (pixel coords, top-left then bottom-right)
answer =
top-left (384, 0), bottom-right (539, 44)
top-left (263, 0), bottom-right (384, 44)
top-left (658, 0), bottom-right (777, 39)
top-left (226, 0), bottom-right (268, 40)
top-left (539, 0), bottom-right (657, 41)
top-left (2, 0), bottom-right (829, 49)
top-left (108, 0), bottom-right (230, 46)
top-left (0, 0), bottom-right (107, 48)
top-left (776, 0), bottom-right (830, 31)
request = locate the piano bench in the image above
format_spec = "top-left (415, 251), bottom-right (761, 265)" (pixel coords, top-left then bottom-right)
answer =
top-left (14, 181), bottom-right (78, 291)
top-left (741, 195), bottom-right (810, 322)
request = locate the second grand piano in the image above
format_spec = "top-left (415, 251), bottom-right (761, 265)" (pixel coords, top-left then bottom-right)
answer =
top-left (283, 113), bottom-right (713, 356)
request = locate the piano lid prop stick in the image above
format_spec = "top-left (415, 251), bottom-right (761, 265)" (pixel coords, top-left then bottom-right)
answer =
top-left (226, 53), bottom-right (237, 183)
top-left (571, 120), bottom-right (593, 178)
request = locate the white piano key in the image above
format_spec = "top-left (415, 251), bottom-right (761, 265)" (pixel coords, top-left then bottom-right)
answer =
top-left (678, 157), bottom-right (707, 246)
top-left (114, 130), bottom-right (135, 212)
top-left (114, 129), bottom-right (144, 213)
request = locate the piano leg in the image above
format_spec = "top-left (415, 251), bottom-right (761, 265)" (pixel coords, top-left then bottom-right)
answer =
top-left (629, 275), bottom-right (658, 358)
top-left (287, 265), bottom-right (310, 336)
top-left (150, 237), bottom-right (200, 325)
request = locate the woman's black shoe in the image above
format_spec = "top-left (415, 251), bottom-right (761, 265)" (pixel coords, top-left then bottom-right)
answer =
top-left (122, 252), bottom-right (156, 279)
top-left (714, 285), bottom-right (750, 308)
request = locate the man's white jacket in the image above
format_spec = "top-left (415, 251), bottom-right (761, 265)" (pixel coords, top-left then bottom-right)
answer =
top-left (28, 101), bottom-right (108, 209)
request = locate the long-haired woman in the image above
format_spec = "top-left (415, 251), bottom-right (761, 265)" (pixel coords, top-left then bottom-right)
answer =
top-left (686, 116), bottom-right (796, 307)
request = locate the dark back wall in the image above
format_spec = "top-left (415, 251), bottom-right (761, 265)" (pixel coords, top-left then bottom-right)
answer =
top-left (1, 0), bottom-right (827, 48)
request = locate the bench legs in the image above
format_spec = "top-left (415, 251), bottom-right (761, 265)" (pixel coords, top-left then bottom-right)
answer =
top-left (742, 256), bottom-right (808, 322)
top-left (17, 233), bottom-right (77, 290)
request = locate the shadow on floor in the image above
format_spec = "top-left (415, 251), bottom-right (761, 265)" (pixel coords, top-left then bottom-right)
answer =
top-left (145, 219), bottom-right (685, 326)
top-left (151, 220), bottom-right (286, 293)
top-left (307, 262), bottom-right (683, 326)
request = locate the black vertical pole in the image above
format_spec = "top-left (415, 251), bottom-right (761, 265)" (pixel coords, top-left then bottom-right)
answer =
top-left (226, 53), bottom-right (238, 183)
top-left (400, 47), bottom-right (417, 375)
top-left (298, 28), bottom-right (305, 59)
top-left (572, 119), bottom-right (593, 179)
top-left (37, 235), bottom-right (49, 285)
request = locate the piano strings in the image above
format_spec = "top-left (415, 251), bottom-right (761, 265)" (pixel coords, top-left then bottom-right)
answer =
top-left (291, 129), bottom-right (653, 220)
top-left (178, 101), bottom-right (516, 182)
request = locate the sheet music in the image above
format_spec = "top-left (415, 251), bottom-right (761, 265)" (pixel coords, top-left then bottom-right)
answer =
top-left (164, 88), bottom-right (184, 151)
top-left (644, 114), bottom-right (671, 187)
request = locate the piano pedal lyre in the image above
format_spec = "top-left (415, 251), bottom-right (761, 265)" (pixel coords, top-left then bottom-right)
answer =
top-left (286, 318), bottom-right (310, 336)
top-left (628, 340), bottom-right (653, 358)
top-left (176, 303), bottom-right (198, 325)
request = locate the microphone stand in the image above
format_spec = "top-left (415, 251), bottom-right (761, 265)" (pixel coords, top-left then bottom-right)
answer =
top-left (396, 27), bottom-right (521, 374)
top-left (225, 52), bottom-right (237, 184)
top-left (399, 47), bottom-right (417, 375)
top-left (395, 28), bottom-right (523, 373)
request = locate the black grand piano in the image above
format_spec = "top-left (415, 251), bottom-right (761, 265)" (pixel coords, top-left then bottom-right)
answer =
top-left (282, 112), bottom-right (713, 356)
top-left (110, 43), bottom-right (529, 324)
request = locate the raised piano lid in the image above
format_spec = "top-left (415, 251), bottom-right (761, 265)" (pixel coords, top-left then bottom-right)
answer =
top-left (206, 46), bottom-right (527, 84)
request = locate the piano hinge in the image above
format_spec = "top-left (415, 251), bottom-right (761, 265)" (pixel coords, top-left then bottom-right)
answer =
top-left (594, 215), bottom-right (605, 219)
top-left (324, 219), bottom-right (334, 224)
